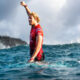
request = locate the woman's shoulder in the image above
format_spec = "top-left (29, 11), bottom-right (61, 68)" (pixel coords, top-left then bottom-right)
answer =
top-left (35, 24), bottom-right (42, 29)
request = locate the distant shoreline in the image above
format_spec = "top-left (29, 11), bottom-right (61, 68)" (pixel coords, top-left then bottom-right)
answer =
top-left (0, 35), bottom-right (27, 49)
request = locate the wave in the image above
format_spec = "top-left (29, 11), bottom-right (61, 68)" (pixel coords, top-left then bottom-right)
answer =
top-left (43, 42), bottom-right (80, 46)
top-left (0, 42), bottom-right (27, 50)
top-left (0, 42), bottom-right (80, 50)
top-left (0, 42), bottom-right (80, 80)
top-left (44, 39), bottom-right (80, 45)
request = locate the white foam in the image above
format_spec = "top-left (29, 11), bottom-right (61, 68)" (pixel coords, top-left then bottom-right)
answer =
top-left (0, 42), bottom-right (6, 49)
top-left (0, 42), bottom-right (10, 49)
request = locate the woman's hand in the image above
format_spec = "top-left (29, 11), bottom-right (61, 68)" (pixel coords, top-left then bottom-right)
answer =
top-left (20, 1), bottom-right (27, 7)
top-left (28, 58), bottom-right (34, 63)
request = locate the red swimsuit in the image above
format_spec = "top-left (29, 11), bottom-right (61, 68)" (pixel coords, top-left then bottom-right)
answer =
top-left (30, 24), bottom-right (44, 61)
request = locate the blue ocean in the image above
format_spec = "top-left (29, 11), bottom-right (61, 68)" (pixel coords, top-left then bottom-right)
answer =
top-left (0, 43), bottom-right (80, 80)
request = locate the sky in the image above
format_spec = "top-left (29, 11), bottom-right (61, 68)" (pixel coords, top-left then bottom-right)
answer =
top-left (0, 0), bottom-right (80, 44)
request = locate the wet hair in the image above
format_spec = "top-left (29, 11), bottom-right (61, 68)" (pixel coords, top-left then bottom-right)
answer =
top-left (30, 12), bottom-right (40, 23)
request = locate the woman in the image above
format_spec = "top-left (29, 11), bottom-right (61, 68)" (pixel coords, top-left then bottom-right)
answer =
top-left (21, 1), bottom-right (45, 63)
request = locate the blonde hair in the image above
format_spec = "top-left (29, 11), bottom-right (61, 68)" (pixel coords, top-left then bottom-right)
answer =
top-left (30, 12), bottom-right (40, 23)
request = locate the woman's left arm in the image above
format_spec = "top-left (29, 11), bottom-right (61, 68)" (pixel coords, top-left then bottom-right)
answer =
top-left (28, 34), bottom-right (42, 62)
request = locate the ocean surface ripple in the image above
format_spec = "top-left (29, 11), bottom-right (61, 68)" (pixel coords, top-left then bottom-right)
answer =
top-left (0, 43), bottom-right (80, 80)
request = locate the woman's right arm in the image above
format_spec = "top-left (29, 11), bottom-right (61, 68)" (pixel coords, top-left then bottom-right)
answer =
top-left (20, 1), bottom-right (31, 16)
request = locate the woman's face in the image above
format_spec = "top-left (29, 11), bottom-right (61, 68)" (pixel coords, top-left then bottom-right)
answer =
top-left (29, 16), bottom-right (36, 26)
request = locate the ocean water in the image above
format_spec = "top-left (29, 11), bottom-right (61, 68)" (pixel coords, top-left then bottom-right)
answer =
top-left (0, 43), bottom-right (80, 80)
